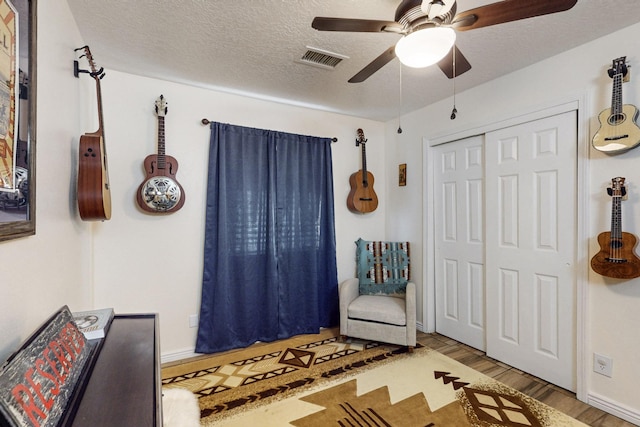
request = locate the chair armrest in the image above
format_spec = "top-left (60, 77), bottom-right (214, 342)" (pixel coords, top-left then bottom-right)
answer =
top-left (405, 282), bottom-right (417, 346)
top-left (339, 278), bottom-right (360, 335)
top-left (339, 278), bottom-right (360, 304)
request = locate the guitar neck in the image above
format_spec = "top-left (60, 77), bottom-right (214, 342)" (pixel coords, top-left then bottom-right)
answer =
top-left (360, 142), bottom-right (369, 187)
top-left (157, 115), bottom-right (166, 169)
top-left (608, 176), bottom-right (625, 241)
top-left (610, 194), bottom-right (623, 239)
top-left (611, 72), bottom-right (623, 118)
top-left (94, 76), bottom-right (105, 138)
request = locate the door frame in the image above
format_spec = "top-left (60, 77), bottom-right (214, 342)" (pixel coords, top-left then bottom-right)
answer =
top-left (422, 96), bottom-right (590, 402)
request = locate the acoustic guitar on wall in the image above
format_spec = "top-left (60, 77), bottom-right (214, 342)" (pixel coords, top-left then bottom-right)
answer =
top-left (136, 95), bottom-right (185, 214)
top-left (76, 46), bottom-right (112, 221)
top-left (592, 56), bottom-right (640, 153)
top-left (591, 177), bottom-right (640, 279)
top-left (347, 128), bottom-right (378, 214)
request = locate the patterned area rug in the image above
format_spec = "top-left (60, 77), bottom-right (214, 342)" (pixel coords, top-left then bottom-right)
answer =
top-left (162, 329), bottom-right (587, 426)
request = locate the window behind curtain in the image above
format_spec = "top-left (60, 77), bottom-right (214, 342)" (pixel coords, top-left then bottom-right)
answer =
top-left (195, 122), bottom-right (338, 354)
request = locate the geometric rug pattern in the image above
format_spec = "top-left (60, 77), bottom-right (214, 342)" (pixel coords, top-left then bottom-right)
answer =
top-left (163, 336), bottom-right (384, 398)
top-left (162, 332), bottom-right (411, 423)
top-left (289, 360), bottom-right (577, 427)
top-left (162, 330), bottom-right (587, 427)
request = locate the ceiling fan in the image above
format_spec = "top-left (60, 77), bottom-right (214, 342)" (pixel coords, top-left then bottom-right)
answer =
top-left (312, 0), bottom-right (578, 83)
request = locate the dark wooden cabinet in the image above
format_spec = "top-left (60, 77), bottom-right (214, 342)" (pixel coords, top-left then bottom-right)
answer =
top-left (70, 314), bottom-right (162, 427)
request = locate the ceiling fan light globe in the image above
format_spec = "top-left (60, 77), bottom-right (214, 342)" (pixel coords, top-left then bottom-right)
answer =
top-left (395, 27), bottom-right (456, 68)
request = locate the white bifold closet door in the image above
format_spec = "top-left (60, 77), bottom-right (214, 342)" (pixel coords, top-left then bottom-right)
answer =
top-left (434, 110), bottom-right (577, 391)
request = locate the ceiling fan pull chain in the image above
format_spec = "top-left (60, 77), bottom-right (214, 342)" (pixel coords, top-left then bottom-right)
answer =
top-left (397, 62), bottom-right (403, 134)
top-left (450, 43), bottom-right (458, 120)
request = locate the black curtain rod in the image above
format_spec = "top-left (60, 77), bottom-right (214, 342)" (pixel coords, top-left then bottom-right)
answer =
top-left (201, 118), bottom-right (337, 142)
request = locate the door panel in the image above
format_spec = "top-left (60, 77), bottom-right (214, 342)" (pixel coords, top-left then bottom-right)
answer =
top-left (434, 136), bottom-right (485, 351)
top-left (485, 111), bottom-right (577, 391)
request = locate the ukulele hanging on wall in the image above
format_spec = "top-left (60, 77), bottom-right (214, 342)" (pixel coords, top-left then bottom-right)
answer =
top-left (347, 128), bottom-right (378, 214)
top-left (136, 95), bottom-right (185, 214)
top-left (591, 177), bottom-right (640, 279)
top-left (592, 56), bottom-right (640, 153)
top-left (76, 46), bottom-right (112, 221)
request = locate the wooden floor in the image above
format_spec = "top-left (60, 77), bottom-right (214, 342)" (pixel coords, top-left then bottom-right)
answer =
top-left (419, 331), bottom-right (636, 427)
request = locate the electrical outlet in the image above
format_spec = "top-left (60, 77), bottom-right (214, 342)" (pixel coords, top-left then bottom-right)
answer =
top-left (593, 353), bottom-right (613, 377)
top-left (189, 314), bottom-right (198, 328)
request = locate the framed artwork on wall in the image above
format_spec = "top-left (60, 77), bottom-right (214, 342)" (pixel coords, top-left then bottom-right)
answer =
top-left (0, 0), bottom-right (36, 243)
top-left (0, 0), bottom-right (18, 193)
top-left (399, 163), bottom-right (406, 187)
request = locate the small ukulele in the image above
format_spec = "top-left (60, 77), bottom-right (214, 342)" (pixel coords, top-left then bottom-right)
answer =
top-left (136, 95), bottom-right (185, 213)
top-left (347, 128), bottom-right (378, 214)
top-left (76, 46), bottom-right (112, 221)
top-left (591, 177), bottom-right (640, 279)
top-left (592, 56), bottom-right (640, 153)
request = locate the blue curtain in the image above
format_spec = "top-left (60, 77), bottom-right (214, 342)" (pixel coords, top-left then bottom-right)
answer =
top-left (195, 122), bottom-right (339, 354)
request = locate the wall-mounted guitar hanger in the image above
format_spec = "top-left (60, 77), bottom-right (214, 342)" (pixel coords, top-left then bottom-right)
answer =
top-left (73, 46), bottom-right (105, 80)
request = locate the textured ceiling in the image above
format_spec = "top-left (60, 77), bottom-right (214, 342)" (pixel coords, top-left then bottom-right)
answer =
top-left (66, 0), bottom-right (640, 121)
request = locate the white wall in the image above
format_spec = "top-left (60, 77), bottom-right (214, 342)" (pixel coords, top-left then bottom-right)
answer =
top-left (386, 21), bottom-right (640, 423)
top-left (384, 125), bottom-right (424, 327)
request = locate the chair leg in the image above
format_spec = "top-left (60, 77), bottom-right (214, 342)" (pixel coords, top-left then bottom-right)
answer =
top-left (339, 335), bottom-right (347, 342)
top-left (407, 346), bottom-right (414, 353)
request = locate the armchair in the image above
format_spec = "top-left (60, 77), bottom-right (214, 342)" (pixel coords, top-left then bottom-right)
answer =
top-left (339, 239), bottom-right (416, 351)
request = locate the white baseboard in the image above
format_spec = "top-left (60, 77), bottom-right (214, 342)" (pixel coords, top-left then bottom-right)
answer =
top-left (162, 348), bottom-right (198, 364)
top-left (587, 392), bottom-right (640, 426)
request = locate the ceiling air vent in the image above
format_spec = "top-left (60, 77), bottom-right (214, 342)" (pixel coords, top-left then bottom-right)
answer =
top-left (296, 47), bottom-right (349, 70)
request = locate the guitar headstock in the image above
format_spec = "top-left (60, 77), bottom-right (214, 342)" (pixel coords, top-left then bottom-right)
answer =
top-left (75, 45), bottom-right (105, 80)
top-left (356, 128), bottom-right (367, 147)
top-left (155, 94), bottom-right (168, 117)
top-left (608, 56), bottom-right (628, 79)
top-left (609, 176), bottom-right (627, 198)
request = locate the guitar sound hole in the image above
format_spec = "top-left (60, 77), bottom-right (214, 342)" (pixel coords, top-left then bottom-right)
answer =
top-left (608, 113), bottom-right (626, 125)
top-left (610, 240), bottom-right (623, 249)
